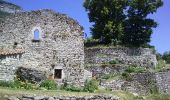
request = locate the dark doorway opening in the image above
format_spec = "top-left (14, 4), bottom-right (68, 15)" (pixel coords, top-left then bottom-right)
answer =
top-left (54, 69), bottom-right (62, 79)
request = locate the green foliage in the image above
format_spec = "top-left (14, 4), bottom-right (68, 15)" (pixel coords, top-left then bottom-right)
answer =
top-left (61, 84), bottom-right (83, 92)
top-left (121, 72), bottom-right (132, 81)
top-left (125, 65), bottom-right (146, 73)
top-left (0, 79), bottom-right (38, 90)
top-left (109, 60), bottom-right (120, 64)
top-left (148, 80), bottom-right (159, 94)
top-left (84, 38), bottom-right (100, 47)
top-left (156, 52), bottom-right (163, 61)
top-left (100, 73), bottom-right (120, 80)
top-left (83, 80), bottom-right (98, 93)
top-left (156, 59), bottom-right (166, 69)
top-left (122, 65), bottom-right (146, 81)
top-left (84, 0), bottom-right (163, 46)
top-left (0, 80), bottom-right (15, 88)
top-left (155, 59), bottom-right (169, 72)
top-left (40, 80), bottom-right (57, 90)
top-left (147, 94), bottom-right (170, 100)
top-left (162, 51), bottom-right (170, 64)
top-left (123, 0), bottom-right (163, 47)
top-left (84, 0), bottom-right (127, 44)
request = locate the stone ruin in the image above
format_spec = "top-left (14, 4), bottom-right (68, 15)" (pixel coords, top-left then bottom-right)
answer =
top-left (0, 9), bottom-right (86, 86)
top-left (0, 9), bottom-right (166, 91)
top-left (85, 47), bottom-right (157, 68)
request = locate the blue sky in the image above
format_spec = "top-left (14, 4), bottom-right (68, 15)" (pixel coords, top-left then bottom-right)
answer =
top-left (7, 0), bottom-right (170, 54)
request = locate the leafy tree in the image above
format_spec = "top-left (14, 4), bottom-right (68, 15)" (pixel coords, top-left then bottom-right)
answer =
top-left (123, 0), bottom-right (163, 47)
top-left (84, 0), bottom-right (163, 47)
top-left (162, 51), bottom-right (170, 64)
top-left (156, 52), bottom-right (163, 61)
top-left (84, 0), bottom-right (128, 44)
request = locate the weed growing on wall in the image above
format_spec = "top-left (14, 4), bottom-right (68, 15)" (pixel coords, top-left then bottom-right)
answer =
top-left (40, 80), bottom-right (58, 90)
top-left (83, 79), bottom-right (99, 93)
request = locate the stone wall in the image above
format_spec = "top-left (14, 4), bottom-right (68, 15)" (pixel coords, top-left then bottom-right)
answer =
top-left (156, 70), bottom-right (170, 94)
top-left (100, 70), bottom-right (170, 95)
top-left (123, 72), bottom-right (156, 95)
top-left (0, 9), bottom-right (84, 86)
top-left (85, 64), bottom-right (127, 78)
top-left (85, 47), bottom-right (157, 68)
top-left (16, 67), bottom-right (47, 83)
top-left (7, 95), bottom-right (120, 100)
top-left (0, 54), bottom-right (21, 81)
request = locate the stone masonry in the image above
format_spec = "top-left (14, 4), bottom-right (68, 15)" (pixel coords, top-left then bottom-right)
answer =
top-left (85, 47), bottom-right (157, 68)
top-left (0, 9), bottom-right (84, 86)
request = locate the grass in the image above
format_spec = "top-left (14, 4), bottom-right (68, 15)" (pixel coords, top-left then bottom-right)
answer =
top-left (101, 73), bottom-right (122, 82)
top-left (0, 87), bottom-right (137, 100)
top-left (0, 87), bottom-right (170, 100)
top-left (0, 87), bottom-right (96, 97)
top-left (166, 64), bottom-right (170, 67)
top-left (146, 94), bottom-right (170, 100)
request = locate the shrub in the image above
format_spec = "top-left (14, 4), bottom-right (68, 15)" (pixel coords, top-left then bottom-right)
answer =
top-left (121, 72), bottom-right (132, 81)
top-left (12, 79), bottom-right (22, 89)
top-left (84, 38), bottom-right (101, 47)
top-left (125, 66), bottom-right (135, 73)
top-left (0, 80), bottom-right (14, 88)
top-left (83, 79), bottom-right (98, 93)
top-left (162, 51), bottom-right (170, 64)
top-left (64, 85), bottom-right (83, 92)
top-left (100, 73), bottom-right (120, 80)
top-left (109, 60), bottom-right (122, 64)
top-left (147, 94), bottom-right (170, 100)
top-left (148, 80), bottom-right (159, 94)
top-left (156, 59), bottom-right (166, 71)
top-left (21, 81), bottom-right (35, 90)
top-left (109, 60), bottom-right (119, 64)
top-left (125, 66), bottom-right (146, 73)
top-left (40, 80), bottom-right (57, 90)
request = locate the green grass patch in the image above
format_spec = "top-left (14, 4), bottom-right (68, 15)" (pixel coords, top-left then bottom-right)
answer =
top-left (155, 60), bottom-right (170, 72)
top-left (146, 94), bottom-right (170, 100)
top-left (0, 87), bottom-right (170, 100)
top-left (40, 80), bottom-right (58, 90)
top-left (125, 65), bottom-right (147, 73)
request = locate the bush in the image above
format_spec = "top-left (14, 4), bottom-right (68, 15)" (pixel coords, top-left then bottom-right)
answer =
top-left (147, 94), bottom-right (170, 100)
top-left (84, 38), bottom-right (101, 47)
top-left (125, 66), bottom-right (146, 73)
top-left (100, 73), bottom-right (119, 80)
top-left (0, 79), bottom-right (37, 90)
top-left (162, 51), bottom-right (170, 64)
top-left (109, 60), bottom-right (120, 64)
top-left (63, 85), bottom-right (83, 92)
top-left (83, 80), bottom-right (98, 93)
top-left (156, 59), bottom-right (166, 70)
top-left (0, 80), bottom-right (14, 88)
top-left (148, 80), bottom-right (159, 94)
top-left (121, 72), bottom-right (132, 81)
top-left (12, 79), bottom-right (22, 89)
top-left (40, 80), bottom-right (57, 90)
top-left (125, 66), bottom-right (135, 73)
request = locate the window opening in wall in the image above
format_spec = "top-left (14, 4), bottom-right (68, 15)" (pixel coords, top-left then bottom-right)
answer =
top-left (33, 29), bottom-right (40, 42)
top-left (13, 42), bottom-right (18, 48)
top-left (54, 69), bottom-right (62, 79)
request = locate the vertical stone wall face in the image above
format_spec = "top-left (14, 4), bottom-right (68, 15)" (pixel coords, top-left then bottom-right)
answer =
top-left (0, 55), bottom-right (21, 81)
top-left (0, 10), bottom-right (84, 85)
top-left (85, 47), bottom-right (157, 68)
top-left (100, 71), bottom-right (170, 95)
top-left (156, 70), bottom-right (170, 94)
